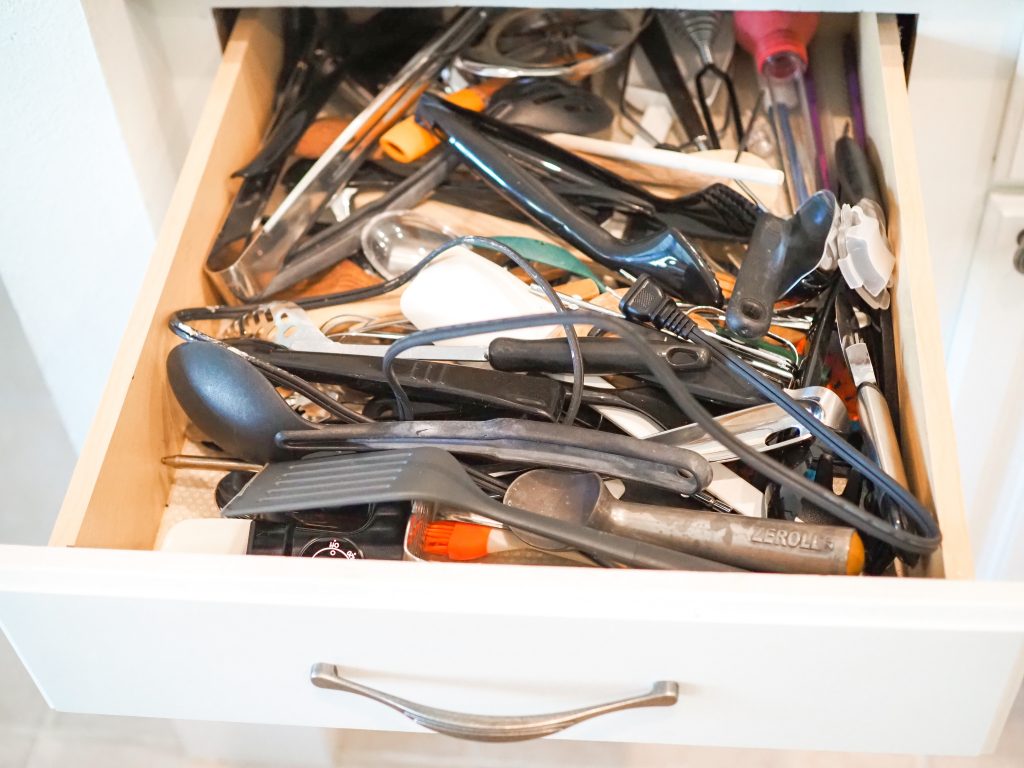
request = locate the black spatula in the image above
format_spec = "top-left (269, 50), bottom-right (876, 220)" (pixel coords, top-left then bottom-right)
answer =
top-left (221, 447), bottom-right (736, 572)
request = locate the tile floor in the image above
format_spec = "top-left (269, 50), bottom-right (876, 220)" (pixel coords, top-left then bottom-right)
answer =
top-left (1, 276), bottom-right (1022, 767)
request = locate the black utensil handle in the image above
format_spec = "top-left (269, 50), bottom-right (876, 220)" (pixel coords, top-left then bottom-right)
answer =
top-left (260, 349), bottom-right (566, 421)
top-left (835, 135), bottom-right (882, 210)
top-left (416, 94), bottom-right (723, 306)
top-left (655, 365), bottom-right (764, 408)
top-left (726, 213), bottom-right (789, 340)
top-left (487, 337), bottom-right (709, 374)
top-left (726, 191), bottom-right (837, 340)
top-left (453, 105), bottom-right (757, 241)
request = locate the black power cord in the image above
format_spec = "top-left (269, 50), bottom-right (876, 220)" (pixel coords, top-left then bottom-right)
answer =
top-left (379, 286), bottom-right (940, 557)
top-left (172, 235), bottom-right (584, 427)
top-left (616, 275), bottom-right (939, 555)
top-left (427, 236), bottom-right (584, 427)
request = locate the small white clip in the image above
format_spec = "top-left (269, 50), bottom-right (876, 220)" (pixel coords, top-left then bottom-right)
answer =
top-left (267, 302), bottom-right (339, 353)
top-left (825, 202), bottom-right (894, 309)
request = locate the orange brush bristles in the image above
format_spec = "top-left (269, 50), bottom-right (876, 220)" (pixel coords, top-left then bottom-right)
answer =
top-left (421, 520), bottom-right (493, 561)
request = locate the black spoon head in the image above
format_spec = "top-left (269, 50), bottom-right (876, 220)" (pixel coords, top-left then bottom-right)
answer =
top-left (166, 341), bottom-right (312, 464)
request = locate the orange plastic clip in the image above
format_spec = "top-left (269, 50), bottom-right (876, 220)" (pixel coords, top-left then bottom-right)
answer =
top-left (379, 82), bottom-right (500, 164)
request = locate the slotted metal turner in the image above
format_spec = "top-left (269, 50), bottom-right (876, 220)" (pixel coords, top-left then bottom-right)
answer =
top-left (222, 447), bottom-right (735, 571)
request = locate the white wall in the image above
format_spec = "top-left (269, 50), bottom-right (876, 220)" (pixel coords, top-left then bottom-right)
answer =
top-left (0, 0), bottom-right (156, 449)
top-left (79, 0), bottom-right (222, 230)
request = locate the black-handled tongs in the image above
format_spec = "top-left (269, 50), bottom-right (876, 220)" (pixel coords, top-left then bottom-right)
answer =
top-left (437, 99), bottom-right (758, 242)
top-left (416, 94), bottom-right (725, 306)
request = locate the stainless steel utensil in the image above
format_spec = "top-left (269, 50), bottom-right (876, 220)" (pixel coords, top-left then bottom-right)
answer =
top-left (835, 292), bottom-right (909, 532)
top-left (647, 385), bottom-right (849, 461)
top-left (454, 9), bottom-right (644, 79)
top-left (206, 9), bottom-right (489, 303)
top-left (504, 469), bottom-right (864, 574)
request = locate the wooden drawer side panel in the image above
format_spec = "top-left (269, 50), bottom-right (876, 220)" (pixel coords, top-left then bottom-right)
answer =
top-left (858, 14), bottom-right (972, 579)
top-left (50, 13), bottom-right (282, 550)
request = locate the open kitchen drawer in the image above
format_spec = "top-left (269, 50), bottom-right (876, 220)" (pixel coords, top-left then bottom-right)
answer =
top-left (2, 8), bottom-right (1023, 756)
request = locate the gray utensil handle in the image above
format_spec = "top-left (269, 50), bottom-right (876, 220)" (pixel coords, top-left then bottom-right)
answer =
top-left (310, 664), bottom-right (678, 742)
top-left (857, 383), bottom-right (908, 487)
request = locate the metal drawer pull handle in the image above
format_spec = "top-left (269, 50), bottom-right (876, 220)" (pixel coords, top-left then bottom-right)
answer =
top-left (310, 664), bottom-right (678, 742)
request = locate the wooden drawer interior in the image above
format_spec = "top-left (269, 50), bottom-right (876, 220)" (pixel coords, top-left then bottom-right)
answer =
top-left (49, 9), bottom-right (972, 581)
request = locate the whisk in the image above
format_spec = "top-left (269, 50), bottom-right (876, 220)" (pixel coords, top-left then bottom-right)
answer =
top-left (668, 11), bottom-right (744, 149)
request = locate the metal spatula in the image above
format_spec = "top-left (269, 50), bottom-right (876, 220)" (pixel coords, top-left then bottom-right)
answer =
top-left (221, 447), bottom-right (735, 571)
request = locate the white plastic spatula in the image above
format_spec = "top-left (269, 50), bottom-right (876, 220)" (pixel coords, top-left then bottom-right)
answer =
top-left (399, 247), bottom-right (554, 346)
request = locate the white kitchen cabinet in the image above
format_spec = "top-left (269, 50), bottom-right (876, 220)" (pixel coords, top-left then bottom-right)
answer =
top-left (948, 193), bottom-right (1024, 581)
top-left (1, 5), bottom-right (1023, 759)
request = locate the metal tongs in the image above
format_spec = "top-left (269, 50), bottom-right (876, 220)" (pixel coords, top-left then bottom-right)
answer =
top-left (835, 291), bottom-right (910, 539)
top-left (206, 9), bottom-right (490, 303)
top-left (835, 292), bottom-right (905, 482)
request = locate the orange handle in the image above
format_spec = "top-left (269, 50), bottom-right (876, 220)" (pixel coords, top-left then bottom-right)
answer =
top-left (379, 84), bottom-right (496, 164)
top-left (294, 117), bottom-right (350, 159)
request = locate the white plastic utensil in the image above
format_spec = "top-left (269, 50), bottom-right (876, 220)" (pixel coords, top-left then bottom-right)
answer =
top-left (400, 248), bottom-right (554, 346)
top-left (544, 132), bottom-right (785, 187)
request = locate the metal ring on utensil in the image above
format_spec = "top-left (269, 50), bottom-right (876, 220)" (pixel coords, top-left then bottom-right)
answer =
top-left (455, 9), bottom-right (645, 79)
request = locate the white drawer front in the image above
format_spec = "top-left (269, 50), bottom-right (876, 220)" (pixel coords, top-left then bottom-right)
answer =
top-left (3, 547), bottom-right (1023, 755)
